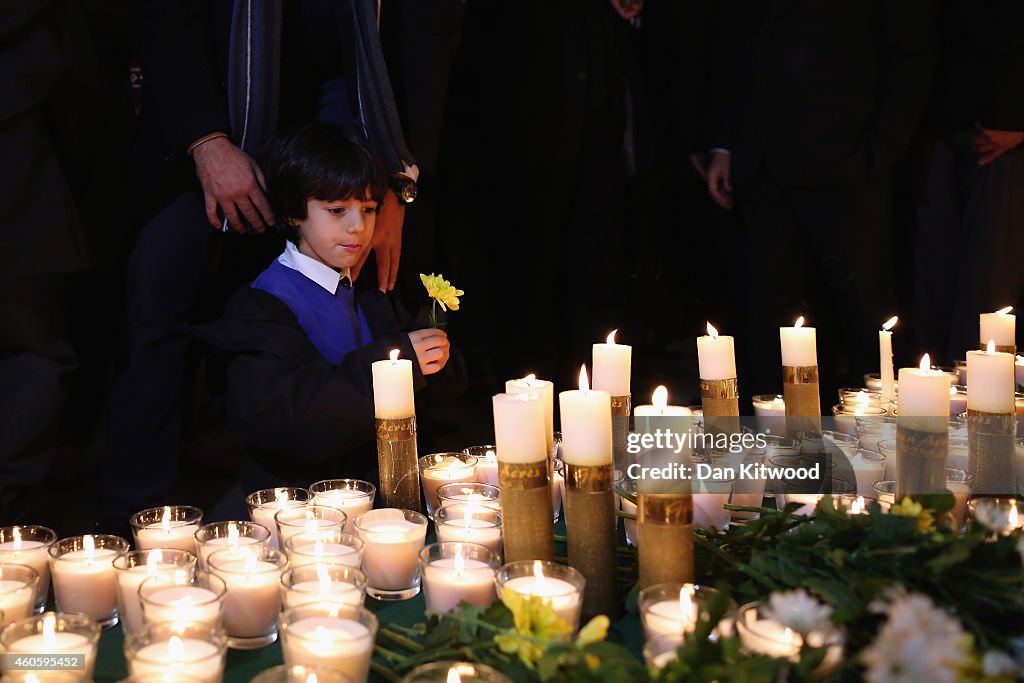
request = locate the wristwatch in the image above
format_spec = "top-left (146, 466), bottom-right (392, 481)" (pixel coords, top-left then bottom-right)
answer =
top-left (389, 173), bottom-right (418, 205)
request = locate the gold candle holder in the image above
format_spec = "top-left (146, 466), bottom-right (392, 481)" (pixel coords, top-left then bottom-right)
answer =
top-left (637, 492), bottom-right (693, 589)
top-left (564, 462), bottom-right (619, 619)
top-left (895, 417), bottom-right (947, 499)
top-left (967, 410), bottom-right (1017, 495)
top-left (375, 417), bottom-right (421, 511)
top-left (611, 395), bottom-right (631, 473)
top-left (700, 377), bottom-right (740, 437)
top-left (497, 461), bottom-right (554, 562)
top-left (782, 365), bottom-right (822, 440)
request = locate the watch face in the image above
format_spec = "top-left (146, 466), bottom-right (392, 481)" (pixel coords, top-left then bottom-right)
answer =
top-left (398, 181), bottom-right (417, 204)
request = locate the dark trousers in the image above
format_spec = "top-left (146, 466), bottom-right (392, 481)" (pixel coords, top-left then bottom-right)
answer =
top-left (912, 139), bottom-right (1024, 361)
top-left (101, 191), bottom-right (213, 518)
top-left (735, 171), bottom-right (896, 404)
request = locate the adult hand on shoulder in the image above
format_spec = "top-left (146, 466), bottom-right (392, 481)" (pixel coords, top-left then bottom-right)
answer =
top-left (707, 150), bottom-right (733, 210)
top-left (408, 328), bottom-right (450, 376)
top-left (972, 124), bottom-right (1024, 166)
top-left (610, 0), bottom-right (644, 21)
top-left (192, 136), bottom-right (275, 234)
top-left (355, 189), bottom-right (404, 292)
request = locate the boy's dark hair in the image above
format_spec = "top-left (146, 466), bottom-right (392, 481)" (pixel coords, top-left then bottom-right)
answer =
top-left (264, 122), bottom-right (388, 243)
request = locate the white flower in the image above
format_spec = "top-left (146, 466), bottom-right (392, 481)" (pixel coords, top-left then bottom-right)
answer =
top-left (860, 593), bottom-right (970, 683)
top-left (763, 588), bottom-right (833, 634)
top-left (983, 650), bottom-right (1019, 678)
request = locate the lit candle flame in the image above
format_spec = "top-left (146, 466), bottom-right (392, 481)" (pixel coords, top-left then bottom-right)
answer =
top-left (12, 527), bottom-right (21, 553)
top-left (606, 329), bottom-right (618, 345)
top-left (454, 548), bottom-right (465, 576)
top-left (679, 586), bottom-right (696, 623)
top-left (919, 354), bottom-right (931, 372)
top-left (447, 667), bottom-right (462, 683)
top-left (389, 348), bottom-right (400, 363)
top-left (855, 391), bottom-right (868, 404)
top-left (794, 316), bottom-right (805, 329)
top-left (304, 519), bottom-right (319, 535)
top-left (523, 373), bottom-right (536, 383)
top-left (783, 627), bottom-right (800, 648)
top-left (851, 497), bottom-right (864, 515)
top-left (42, 615), bottom-right (56, 647)
top-left (83, 534), bottom-right (95, 563)
top-left (579, 365), bottom-right (590, 392)
top-left (228, 522), bottom-right (239, 547)
top-left (146, 550), bottom-right (163, 577)
top-left (314, 540), bottom-right (325, 558)
top-left (987, 339), bottom-right (997, 354)
top-left (950, 385), bottom-right (958, 397)
top-left (773, 397), bottom-right (784, 407)
top-left (173, 569), bottom-right (189, 585)
top-left (26, 675), bottom-right (39, 683)
top-left (244, 552), bottom-right (259, 574)
top-left (996, 306), bottom-right (1013, 316)
top-left (314, 625), bottom-right (332, 644)
top-left (463, 507), bottom-right (474, 531)
top-left (533, 560), bottom-right (545, 586)
top-left (318, 564), bottom-right (332, 596)
top-left (168, 636), bottom-right (185, 661)
top-left (161, 506), bottom-right (172, 532)
top-left (882, 316), bottom-right (898, 331)
top-left (652, 385), bottom-right (668, 412)
top-left (307, 675), bottom-right (319, 683)
top-left (706, 322), bottom-right (718, 339)
top-left (1010, 501), bottom-right (1019, 528)
top-left (274, 488), bottom-right (290, 505)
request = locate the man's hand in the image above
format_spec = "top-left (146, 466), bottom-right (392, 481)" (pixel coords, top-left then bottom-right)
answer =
top-left (192, 136), bottom-right (275, 234)
top-left (707, 150), bottom-right (733, 209)
top-left (972, 125), bottom-right (1024, 166)
top-left (408, 328), bottom-right (450, 375)
top-left (354, 189), bottom-right (404, 291)
top-left (689, 152), bottom-right (709, 181)
top-left (610, 0), bottom-right (644, 20)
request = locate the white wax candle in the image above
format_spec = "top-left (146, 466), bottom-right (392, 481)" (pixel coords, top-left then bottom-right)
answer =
top-left (312, 491), bottom-right (373, 534)
top-left (422, 557), bottom-right (495, 612)
top-left (116, 558), bottom-right (185, 635)
top-left (441, 492), bottom-right (501, 512)
top-left (278, 517), bottom-right (338, 548)
top-left (880, 317), bottom-right (897, 403)
top-left (0, 538), bottom-right (49, 604)
top-left (435, 519), bottom-right (502, 556)
top-left (130, 637), bottom-right (223, 683)
top-left (643, 594), bottom-right (698, 641)
top-left (780, 319), bottom-right (817, 367)
top-left (371, 350), bottom-right (415, 418)
top-left (50, 548), bottom-right (121, 621)
top-left (142, 586), bottom-right (221, 627)
top-left (282, 617), bottom-right (373, 682)
top-left (693, 492), bottom-right (731, 529)
top-left (0, 578), bottom-right (35, 626)
top-left (252, 499), bottom-right (305, 551)
top-left (967, 345), bottom-right (1015, 413)
top-left (502, 575), bottom-right (581, 629)
top-left (492, 393), bottom-right (547, 464)
top-left (897, 356), bottom-right (951, 431)
top-left (289, 542), bottom-right (361, 568)
top-left (980, 308), bottom-right (1015, 348)
top-left (592, 330), bottom-right (631, 396)
top-left (506, 375), bottom-right (554, 450)
top-left (559, 367), bottom-right (613, 467)
top-left (357, 521), bottom-right (425, 591)
top-left (474, 451), bottom-right (499, 487)
top-left (212, 559), bottom-right (282, 639)
top-left (634, 386), bottom-right (692, 417)
top-left (949, 387), bottom-right (968, 416)
top-left (421, 456), bottom-right (477, 513)
top-left (849, 454), bottom-right (886, 496)
top-left (135, 523), bottom-right (200, 554)
top-left (283, 581), bottom-right (362, 609)
top-left (1015, 356), bottom-right (1024, 387)
top-left (197, 535), bottom-right (261, 569)
top-left (696, 324), bottom-right (736, 380)
top-left (738, 614), bottom-right (802, 658)
top-left (7, 629), bottom-right (96, 678)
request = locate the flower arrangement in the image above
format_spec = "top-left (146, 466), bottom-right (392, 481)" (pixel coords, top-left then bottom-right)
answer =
top-left (420, 273), bottom-right (463, 328)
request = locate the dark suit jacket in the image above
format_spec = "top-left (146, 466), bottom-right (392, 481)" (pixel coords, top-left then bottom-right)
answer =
top-left (708, 0), bottom-right (937, 187)
top-left (195, 280), bottom-right (467, 489)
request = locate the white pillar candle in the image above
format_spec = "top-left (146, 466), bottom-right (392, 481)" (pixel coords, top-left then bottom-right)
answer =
top-left (115, 550), bottom-right (196, 636)
top-left (980, 307), bottom-right (1015, 349)
top-left (592, 330), bottom-right (631, 396)
top-left (208, 551), bottom-right (285, 641)
top-left (506, 374), bottom-right (555, 451)
top-left (0, 566), bottom-right (37, 626)
top-left (129, 636), bottom-right (224, 683)
top-left (133, 507), bottom-right (202, 553)
top-left (696, 323), bottom-right (736, 380)
top-left (967, 342), bottom-right (1016, 413)
top-left (880, 316), bottom-right (898, 404)
top-left (558, 366), bottom-right (613, 466)
top-left (422, 555), bottom-right (496, 612)
top-left (371, 349), bottom-right (415, 418)
top-left (500, 562), bottom-right (581, 629)
top-left (492, 392), bottom-right (547, 464)
top-left (49, 535), bottom-right (124, 623)
top-left (354, 510), bottom-right (427, 595)
top-left (141, 584), bottom-right (223, 627)
top-left (897, 355), bottom-right (951, 430)
top-left (280, 615), bottom-right (374, 683)
top-left (780, 317), bottom-right (817, 367)
top-left (641, 587), bottom-right (698, 641)
top-left (4, 614), bottom-right (98, 678)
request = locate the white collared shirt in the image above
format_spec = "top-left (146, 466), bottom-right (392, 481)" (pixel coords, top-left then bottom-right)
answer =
top-left (277, 241), bottom-right (352, 295)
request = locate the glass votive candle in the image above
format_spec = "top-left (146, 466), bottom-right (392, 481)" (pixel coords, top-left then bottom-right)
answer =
top-left (0, 564), bottom-right (39, 627)
top-left (968, 498), bottom-right (1022, 536)
top-left (125, 621), bottom-right (227, 683)
top-left (0, 673), bottom-right (89, 683)
top-left (463, 445), bottom-right (499, 487)
top-left (639, 583), bottom-right (724, 641)
top-left (0, 612), bottom-right (100, 678)
top-left (275, 506), bottom-right (347, 549)
top-left (841, 449), bottom-right (886, 496)
top-left (140, 571), bottom-right (227, 628)
top-left (735, 600), bottom-right (843, 671)
top-left (131, 506), bottom-right (204, 553)
top-left (949, 386), bottom-right (968, 417)
top-left (418, 453), bottom-right (478, 519)
top-left (280, 564), bottom-right (367, 609)
top-left (114, 549), bottom-right (197, 637)
top-left (433, 504), bottom-right (502, 557)
top-left (834, 494), bottom-right (890, 514)
top-left (284, 530), bottom-right (364, 569)
top-left (419, 542), bottom-right (499, 613)
top-left (119, 675), bottom-right (208, 683)
top-left (838, 387), bottom-right (885, 406)
top-left (207, 546), bottom-right (288, 648)
top-left (308, 480), bottom-right (375, 534)
top-left (193, 521), bottom-right (271, 571)
top-left (551, 459), bottom-right (564, 522)
top-left (353, 509), bottom-right (427, 601)
top-left (251, 664), bottom-right (354, 683)
top-left (49, 534), bottom-right (129, 627)
top-left (955, 359), bottom-right (968, 386)
top-left (762, 434), bottom-right (802, 458)
top-left (831, 404), bottom-right (887, 437)
top-left (617, 478), bottom-right (638, 547)
top-left (751, 394), bottom-right (787, 434)
top-left (278, 604), bottom-right (377, 682)
top-left (643, 632), bottom-right (685, 669)
top-left (246, 488), bottom-right (310, 550)
top-left (694, 475), bottom-right (735, 530)
top-left (855, 415), bottom-right (897, 453)
top-left (0, 526), bottom-right (57, 613)
top-left (436, 482), bottom-right (500, 512)
top-left (495, 560), bottom-right (584, 632)
top-left (400, 661), bottom-right (513, 683)
top-left (875, 439), bottom-right (897, 481)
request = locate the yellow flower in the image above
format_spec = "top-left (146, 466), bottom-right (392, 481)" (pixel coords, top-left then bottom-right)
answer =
top-left (890, 497), bottom-right (936, 534)
top-left (494, 590), bottom-right (573, 667)
top-left (419, 273), bottom-right (464, 311)
top-left (575, 616), bottom-right (609, 647)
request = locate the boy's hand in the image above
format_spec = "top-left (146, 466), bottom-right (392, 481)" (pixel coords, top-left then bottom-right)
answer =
top-left (408, 329), bottom-right (450, 375)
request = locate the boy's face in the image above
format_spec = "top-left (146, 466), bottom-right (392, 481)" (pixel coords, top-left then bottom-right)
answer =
top-left (295, 195), bottom-right (377, 271)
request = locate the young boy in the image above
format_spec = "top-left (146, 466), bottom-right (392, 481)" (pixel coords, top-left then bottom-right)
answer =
top-left (198, 123), bottom-right (463, 491)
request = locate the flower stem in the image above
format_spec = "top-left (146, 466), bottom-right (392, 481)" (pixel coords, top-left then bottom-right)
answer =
top-left (379, 627), bottom-right (424, 652)
top-left (370, 661), bottom-right (402, 682)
